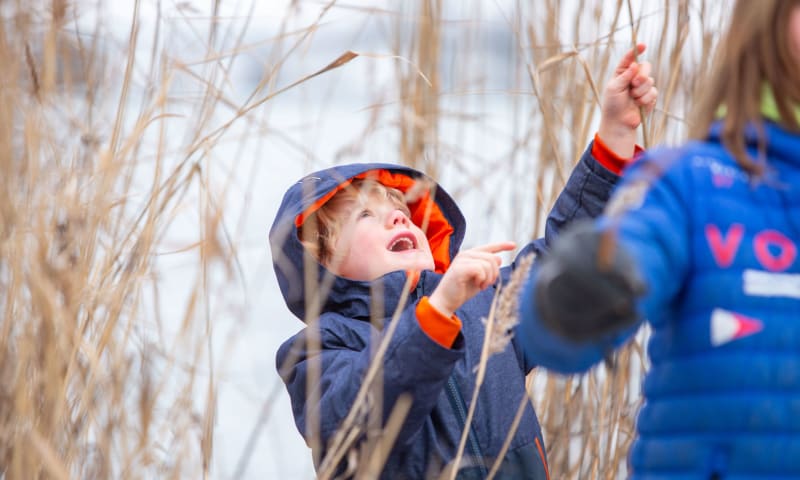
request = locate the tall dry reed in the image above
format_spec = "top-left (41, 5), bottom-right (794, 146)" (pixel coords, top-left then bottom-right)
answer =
top-left (0, 1), bottom-right (269, 477)
top-left (1, 4), bottom-right (204, 479)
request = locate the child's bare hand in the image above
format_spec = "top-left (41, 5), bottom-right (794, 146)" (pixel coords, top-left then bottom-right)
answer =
top-left (602, 43), bottom-right (658, 129)
top-left (428, 242), bottom-right (516, 318)
top-left (598, 43), bottom-right (658, 157)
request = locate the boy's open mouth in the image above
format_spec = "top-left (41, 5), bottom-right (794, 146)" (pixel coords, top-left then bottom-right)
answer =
top-left (387, 232), bottom-right (417, 252)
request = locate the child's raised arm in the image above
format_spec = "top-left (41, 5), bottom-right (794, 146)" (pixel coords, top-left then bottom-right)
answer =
top-left (597, 43), bottom-right (658, 159)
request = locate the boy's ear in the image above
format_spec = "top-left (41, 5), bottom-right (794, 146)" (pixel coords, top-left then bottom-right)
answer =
top-left (297, 217), bottom-right (323, 264)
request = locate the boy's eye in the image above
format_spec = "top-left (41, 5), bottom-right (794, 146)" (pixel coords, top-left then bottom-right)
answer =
top-left (358, 209), bottom-right (372, 218)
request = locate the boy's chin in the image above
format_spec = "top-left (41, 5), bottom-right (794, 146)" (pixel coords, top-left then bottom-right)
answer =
top-left (367, 260), bottom-right (433, 279)
top-left (392, 258), bottom-right (435, 274)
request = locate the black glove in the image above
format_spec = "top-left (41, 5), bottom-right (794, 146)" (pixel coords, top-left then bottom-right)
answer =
top-left (535, 220), bottom-right (646, 343)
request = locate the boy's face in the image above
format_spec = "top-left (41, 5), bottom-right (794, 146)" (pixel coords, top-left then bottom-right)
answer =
top-left (328, 191), bottom-right (435, 281)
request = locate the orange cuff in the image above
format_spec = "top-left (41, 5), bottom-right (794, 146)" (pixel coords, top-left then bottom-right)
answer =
top-left (416, 297), bottom-right (462, 348)
top-left (592, 133), bottom-right (644, 175)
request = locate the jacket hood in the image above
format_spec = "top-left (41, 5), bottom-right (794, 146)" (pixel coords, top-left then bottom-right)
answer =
top-left (269, 163), bottom-right (466, 321)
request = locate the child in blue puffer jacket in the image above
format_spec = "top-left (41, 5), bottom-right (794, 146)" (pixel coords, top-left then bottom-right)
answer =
top-left (271, 48), bottom-right (657, 479)
top-left (517, 1), bottom-right (800, 478)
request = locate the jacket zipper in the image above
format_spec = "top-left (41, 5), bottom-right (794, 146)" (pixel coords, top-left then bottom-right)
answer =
top-left (446, 376), bottom-right (488, 476)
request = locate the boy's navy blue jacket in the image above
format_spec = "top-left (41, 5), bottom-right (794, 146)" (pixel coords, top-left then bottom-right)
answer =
top-left (271, 144), bottom-right (620, 479)
top-left (518, 122), bottom-right (800, 478)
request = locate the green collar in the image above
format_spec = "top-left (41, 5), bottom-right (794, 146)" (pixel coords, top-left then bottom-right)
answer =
top-left (760, 86), bottom-right (800, 123)
top-left (716, 86), bottom-right (800, 123)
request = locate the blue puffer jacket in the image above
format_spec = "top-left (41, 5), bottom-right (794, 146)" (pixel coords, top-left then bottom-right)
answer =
top-left (271, 145), bottom-right (620, 479)
top-left (518, 122), bottom-right (800, 478)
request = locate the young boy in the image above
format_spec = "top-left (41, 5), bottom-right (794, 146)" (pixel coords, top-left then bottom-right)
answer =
top-left (270, 47), bottom-right (657, 479)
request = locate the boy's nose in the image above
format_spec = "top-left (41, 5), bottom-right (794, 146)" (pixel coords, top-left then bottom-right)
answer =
top-left (387, 209), bottom-right (410, 227)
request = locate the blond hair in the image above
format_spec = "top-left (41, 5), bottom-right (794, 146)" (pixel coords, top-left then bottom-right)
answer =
top-left (692, 0), bottom-right (800, 175)
top-left (300, 179), bottom-right (410, 266)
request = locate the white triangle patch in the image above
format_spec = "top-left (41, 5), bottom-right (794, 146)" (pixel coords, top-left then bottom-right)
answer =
top-left (710, 308), bottom-right (763, 347)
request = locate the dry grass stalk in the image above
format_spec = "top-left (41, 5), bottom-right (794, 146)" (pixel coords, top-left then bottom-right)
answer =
top-left (315, 274), bottom-right (417, 480)
top-left (444, 286), bottom-right (502, 480)
top-left (488, 252), bottom-right (536, 356)
top-left (356, 393), bottom-right (413, 478)
top-left (443, 251), bottom-right (534, 480)
top-left (397, 0), bottom-right (442, 178)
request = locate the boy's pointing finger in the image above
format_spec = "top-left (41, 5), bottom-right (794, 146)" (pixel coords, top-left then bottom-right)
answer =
top-left (472, 241), bottom-right (517, 253)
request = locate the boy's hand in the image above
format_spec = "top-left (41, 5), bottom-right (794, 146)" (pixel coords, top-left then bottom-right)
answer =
top-left (428, 242), bottom-right (516, 318)
top-left (598, 43), bottom-right (658, 158)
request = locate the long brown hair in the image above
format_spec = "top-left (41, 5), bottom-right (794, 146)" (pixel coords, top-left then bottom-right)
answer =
top-left (693, 0), bottom-right (800, 174)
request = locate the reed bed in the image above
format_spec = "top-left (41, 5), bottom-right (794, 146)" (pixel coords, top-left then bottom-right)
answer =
top-left (1, 0), bottom-right (726, 478)
top-left (0, 1), bottom-right (243, 477)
